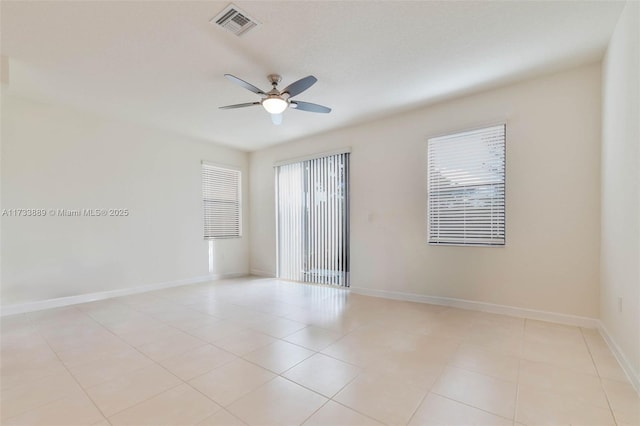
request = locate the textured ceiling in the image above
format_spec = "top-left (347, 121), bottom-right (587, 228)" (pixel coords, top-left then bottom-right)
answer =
top-left (0, 1), bottom-right (625, 151)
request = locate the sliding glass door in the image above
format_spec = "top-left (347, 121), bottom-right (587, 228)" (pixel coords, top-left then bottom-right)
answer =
top-left (276, 152), bottom-right (350, 287)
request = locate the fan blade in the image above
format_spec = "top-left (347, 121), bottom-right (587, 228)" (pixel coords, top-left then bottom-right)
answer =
top-left (224, 74), bottom-right (265, 95)
top-left (291, 101), bottom-right (331, 113)
top-left (271, 113), bottom-right (283, 125)
top-left (219, 102), bottom-right (260, 110)
top-left (281, 75), bottom-right (317, 97)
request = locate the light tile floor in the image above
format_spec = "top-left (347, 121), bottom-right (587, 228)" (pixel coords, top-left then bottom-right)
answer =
top-left (1, 277), bottom-right (638, 425)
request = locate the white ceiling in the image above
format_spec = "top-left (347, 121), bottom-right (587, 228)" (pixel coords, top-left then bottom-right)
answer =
top-left (1, 1), bottom-right (624, 151)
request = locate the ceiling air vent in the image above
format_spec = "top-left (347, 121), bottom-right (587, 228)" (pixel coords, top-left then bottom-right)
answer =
top-left (211, 4), bottom-right (260, 37)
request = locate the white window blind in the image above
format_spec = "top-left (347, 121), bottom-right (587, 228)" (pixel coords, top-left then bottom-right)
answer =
top-left (276, 152), bottom-right (350, 287)
top-left (202, 163), bottom-right (241, 239)
top-left (427, 124), bottom-right (505, 246)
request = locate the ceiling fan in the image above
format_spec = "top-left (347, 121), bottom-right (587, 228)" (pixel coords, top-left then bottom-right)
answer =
top-left (219, 74), bottom-right (331, 125)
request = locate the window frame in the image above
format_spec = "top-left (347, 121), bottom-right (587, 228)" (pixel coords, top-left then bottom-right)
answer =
top-left (201, 161), bottom-right (242, 240)
top-left (426, 123), bottom-right (506, 247)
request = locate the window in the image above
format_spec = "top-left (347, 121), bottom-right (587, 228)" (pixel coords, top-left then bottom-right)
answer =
top-left (427, 124), bottom-right (505, 246)
top-left (202, 162), bottom-right (241, 239)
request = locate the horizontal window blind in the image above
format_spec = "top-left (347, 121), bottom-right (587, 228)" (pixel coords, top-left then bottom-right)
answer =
top-left (276, 152), bottom-right (350, 286)
top-left (202, 163), bottom-right (241, 239)
top-left (427, 124), bottom-right (505, 246)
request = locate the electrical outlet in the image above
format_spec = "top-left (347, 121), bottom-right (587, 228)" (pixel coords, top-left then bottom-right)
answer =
top-left (618, 297), bottom-right (623, 313)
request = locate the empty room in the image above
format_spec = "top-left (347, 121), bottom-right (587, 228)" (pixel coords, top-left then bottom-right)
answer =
top-left (1, 1), bottom-right (639, 425)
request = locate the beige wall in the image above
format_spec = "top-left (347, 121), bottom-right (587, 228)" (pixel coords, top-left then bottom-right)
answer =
top-left (250, 64), bottom-right (602, 318)
top-left (1, 93), bottom-right (250, 306)
top-left (601, 0), bottom-right (640, 381)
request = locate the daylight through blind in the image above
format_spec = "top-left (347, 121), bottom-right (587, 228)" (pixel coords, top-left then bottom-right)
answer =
top-left (202, 163), bottom-right (241, 239)
top-left (428, 125), bottom-right (505, 246)
top-left (276, 152), bottom-right (350, 286)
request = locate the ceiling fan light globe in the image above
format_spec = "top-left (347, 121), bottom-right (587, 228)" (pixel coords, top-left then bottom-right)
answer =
top-left (262, 97), bottom-right (288, 114)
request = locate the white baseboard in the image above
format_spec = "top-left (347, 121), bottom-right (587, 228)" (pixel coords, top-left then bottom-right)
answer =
top-left (349, 286), bottom-right (599, 328)
top-left (249, 269), bottom-right (276, 278)
top-left (0, 272), bottom-right (248, 317)
top-left (597, 321), bottom-right (640, 394)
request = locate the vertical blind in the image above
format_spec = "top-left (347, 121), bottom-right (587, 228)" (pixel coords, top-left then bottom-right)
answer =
top-left (427, 124), bottom-right (505, 246)
top-left (202, 162), bottom-right (241, 239)
top-left (276, 152), bottom-right (350, 286)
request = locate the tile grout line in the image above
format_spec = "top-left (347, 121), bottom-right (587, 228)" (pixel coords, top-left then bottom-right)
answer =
top-left (223, 345), bottom-right (375, 424)
top-left (580, 327), bottom-right (620, 426)
top-left (89, 302), bottom-right (265, 421)
top-left (1, 329), bottom-right (77, 420)
top-left (297, 397), bottom-right (331, 425)
top-left (27, 306), bottom-right (111, 424)
top-left (122, 290), bottom-right (341, 407)
top-left (237, 343), bottom-right (316, 376)
top-left (514, 359), bottom-right (522, 425)
top-left (165, 283), bottom-right (345, 412)
top-left (409, 321), bottom-right (521, 424)
top-left (405, 339), bottom-right (465, 425)
top-left (405, 382), bottom-right (436, 424)
top-left (325, 373), bottom-right (389, 424)
top-left (216, 374), bottom-right (282, 414)
top-left (174, 381), bottom-right (230, 424)
top-left (327, 398), bottom-right (388, 425)
top-left (513, 319), bottom-right (526, 424)
top-left (0, 332), bottom-right (71, 394)
top-left (69, 300), bottom-right (224, 421)
top-left (176, 347), bottom-right (242, 382)
top-left (231, 345), bottom-right (354, 409)
top-left (430, 391), bottom-right (516, 423)
top-left (105, 382), bottom-right (187, 421)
